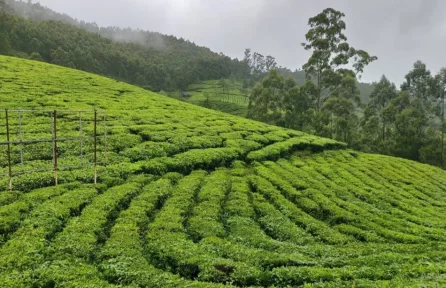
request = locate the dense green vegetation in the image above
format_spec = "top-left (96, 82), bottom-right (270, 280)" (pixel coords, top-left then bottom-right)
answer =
top-left (247, 8), bottom-right (446, 169)
top-left (1, 55), bottom-right (446, 287)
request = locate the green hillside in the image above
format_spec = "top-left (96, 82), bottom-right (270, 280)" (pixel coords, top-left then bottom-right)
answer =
top-left (1, 56), bottom-right (446, 287)
top-left (178, 78), bottom-right (375, 120)
top-left (175, 80), bottom-right (249, 117)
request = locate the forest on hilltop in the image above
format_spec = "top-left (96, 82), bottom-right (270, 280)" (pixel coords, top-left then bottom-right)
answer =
top-left (0, 0), bottom-right (247, 91)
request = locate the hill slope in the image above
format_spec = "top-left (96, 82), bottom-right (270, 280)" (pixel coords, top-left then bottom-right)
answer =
top-left (1, 56), bottom-right (446, 287)
top-left (179, 80), bottom-right (249, 117)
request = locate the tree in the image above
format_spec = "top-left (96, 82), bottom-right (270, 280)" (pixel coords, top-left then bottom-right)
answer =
top-left (394, 105), bottom-right (427, 161)
top-left (29, 51), bottom-right (43, 61)
top-left (0, 36), bottom-right (11, 55)
top-left (283, 79), bottom-right (314, 131)
top-left (242, 48), bottom-right (278, 84)
top-left (203, 91), bottom-right (211, 108)
top-left (363, 75), bottom-right (397, 148)
top-left (265, 55), bottom-right (277, 71)
top-left (0, 5), bottom-right (243, 91)
top-left (401, 61), bottom-right (436, 115)
top-left (247, 69), bottom-right (286, 125)
top-left (243, 48), bottom-right (252, 70)
top-left (301, 8), bottom-right (377, 141)
top-left (252, 52), bottom-right (265, 74)
top-left (436, 68), bottom-right (446, 167)
top-left (396, 61), bottom-right (437, 162)
top-left (218, 78), bottom-right (230, 101)
top-left (51, 47), bottom-right (74, 68)
top-left (29, 38), bottom-right (42, 54)
top-left (423, 68), bottom-right (446, 167)
top-left (0, 0), bottom-right (12, 13)
top-left (321, 69), bottom-right (361, 143)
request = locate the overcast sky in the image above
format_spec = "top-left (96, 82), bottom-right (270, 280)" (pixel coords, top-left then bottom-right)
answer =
top-left (32, 0), bottom-right (446, 85)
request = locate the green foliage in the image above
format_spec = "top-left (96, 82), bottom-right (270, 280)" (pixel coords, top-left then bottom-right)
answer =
top-left (99, 177), bottom-right (189, 287)
top-left (35, 180), bottom-right (148, 287)
top-left (244, 8), bottom-right (378, 148)
top-left (0, 186), bottom-right (98, 286)
top-left (243, 8), bottom-right (446, 169)
top-left (188, 169), bottom-right (231, 240)
top-left (1, 149), bottom-right (445, 286)
top-left (0, 191), bottom-right (20, 207)
top-left (246, 136), bottom-right (345, 162)
top-left (358, 62), bottom-right (446, 168)
top-left (0, 185), bottom-right (70, 241)
top-left (247, 69), bottom-right (289, 125)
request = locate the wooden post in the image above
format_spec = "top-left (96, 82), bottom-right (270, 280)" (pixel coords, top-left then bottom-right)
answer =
top-left (18, 111), bottom-right (24, 169)
top-left (52, 110), bottom-right (58, 186)
top-left (103, 114), bottom-right (107, 167)
top-left (94, 110), bottom-right (97, 184)
top-left (5, 109), bottom-right (12, 191)
top-left (79, 111), bottom-right (84, 166)
top-left (442, 91), bottom-right (445, 168)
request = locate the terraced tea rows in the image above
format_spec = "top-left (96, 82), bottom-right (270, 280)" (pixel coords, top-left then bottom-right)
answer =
top-left (0, 56), bottom-right (342, 192)
top-left (1, 56), bottom-right (446, 286)
top-left (181, 80), bottom-right (249, 117)
top-left (1, 152), bottom-right (446, 287)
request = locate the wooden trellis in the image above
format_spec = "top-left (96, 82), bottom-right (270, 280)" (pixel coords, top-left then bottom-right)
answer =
top-left (0, 109), bottom-right (107, 191)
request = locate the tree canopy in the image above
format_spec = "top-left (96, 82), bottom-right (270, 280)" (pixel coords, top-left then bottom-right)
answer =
top-left (247, 8), bottom-right (446, 169)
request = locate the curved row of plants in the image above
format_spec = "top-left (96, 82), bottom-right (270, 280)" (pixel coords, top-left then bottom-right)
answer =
top-left (1, 151), bottom-right (446, 286)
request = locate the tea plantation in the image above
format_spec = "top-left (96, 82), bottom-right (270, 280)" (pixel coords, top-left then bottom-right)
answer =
top-left (176, 80), bottom-right (249, 117)
top-left (1, 56), bottom-right (446, 287)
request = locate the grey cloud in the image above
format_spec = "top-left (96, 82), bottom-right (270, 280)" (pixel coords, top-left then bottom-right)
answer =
top-left (33, 0), bottom-right (446, 85)
top-left (397, 0), bottom-right (444, 35)
top-left (109, 29), bottom-right (167, 51)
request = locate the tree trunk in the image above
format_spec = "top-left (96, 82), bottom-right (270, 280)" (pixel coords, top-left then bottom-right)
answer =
top-left (382, 123), bottom-right (385, 142)
top-left (317, 68), bottom-right (322, 112)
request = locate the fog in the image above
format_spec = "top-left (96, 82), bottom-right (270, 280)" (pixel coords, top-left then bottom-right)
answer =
top-left (33, 0), bottom-right (446, 84)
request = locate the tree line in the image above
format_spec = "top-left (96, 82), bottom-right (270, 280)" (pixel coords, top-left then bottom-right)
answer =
top-left (0, 0), bottom-right (249, 91)
top-left (248, 8), bottom-right (446, 168)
